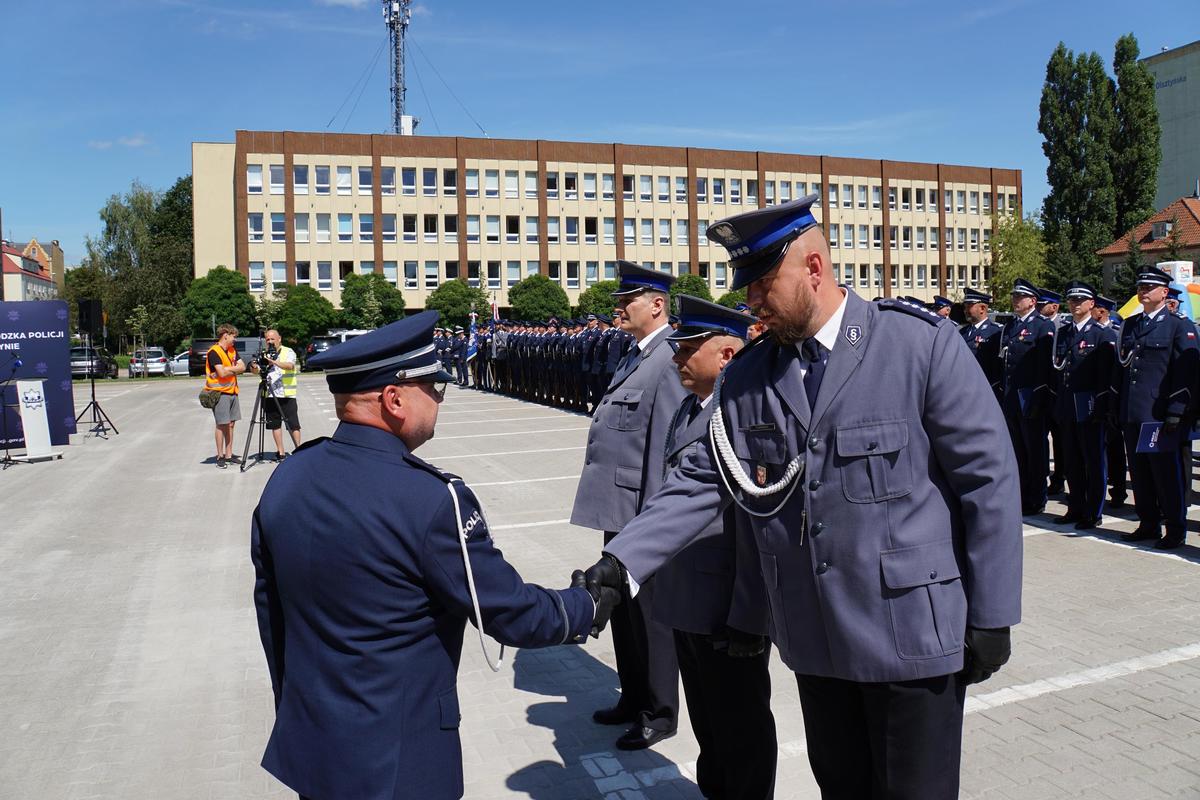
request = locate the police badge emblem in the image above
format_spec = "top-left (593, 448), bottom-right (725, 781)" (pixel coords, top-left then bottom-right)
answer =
top-left (713, 223), bottom-right (740, 245)
top-left (844, 325), bottom-right (862, 347)
top-left (755, 463), bottom-right (768, 486)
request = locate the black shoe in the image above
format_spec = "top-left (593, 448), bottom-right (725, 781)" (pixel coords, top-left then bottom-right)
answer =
top-left (1054, 513), bottom-right (1082, 525)
top-left (592, 704), bottom-right (638, 726)
top-left (1121, 527), bottom-right (1161, 543)
top-left (1155, 533), bottom-right (1186, 550)
top-left (1108, 496), bottom-right (1127, 509)
top-left (216, 457), bottom-right (227, 469)
top-left (228, 454), bottom-right (243, 465)
top-left (1023, 504), bottom-right (1046, 516)
top-left (275, 452), bottom-right (288, 462)
top-left (616, 725), bottom-right (676, 751)
top-left (1073, 517), bottom-right (1102, 530)
top-left (1047, 481), bottom-right (1066, 496)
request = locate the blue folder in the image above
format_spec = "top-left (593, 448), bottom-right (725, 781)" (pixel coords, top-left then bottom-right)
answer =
top-left (1073, 392), bottom-right (1095, 423)
top-left (1136, 422), bottom-right (1200, 453)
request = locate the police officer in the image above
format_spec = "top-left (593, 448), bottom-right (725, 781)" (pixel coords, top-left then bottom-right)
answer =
top-left (1001, 279), bottom-right (1056, 515)
top-left (960, 288), bottom-right (1003, 397)
top-left (1113, 266), bottom-right (1200, 550)
top-left (452, 327), bottom-right (468, 387)
top-left (572, 261), bottom-right (687, 751)
top-left (1093, 297), bottom-right (1128, 507)
top-left (1040, 288), bottom-right (1068, 496)
top-left (589, 195), bottom-right (1022, 799)
top-left (1050, 281), bottom-right (1116, 529)
top-left (588, 315), bottom-right (615, 413)
top-left (931, 295), bottom-right (953, 318)
top-left (251, 311), bottom-right (617, 800)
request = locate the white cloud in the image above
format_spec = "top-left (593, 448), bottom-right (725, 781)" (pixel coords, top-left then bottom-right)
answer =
top-left (87, 140), bottom-right (114, 150)
top-left (315, 0), bottom-right (369, 7)
top-left (118, 134), bottom-right (151, 148)
top-left (411, 4), bottom-right (433, 17)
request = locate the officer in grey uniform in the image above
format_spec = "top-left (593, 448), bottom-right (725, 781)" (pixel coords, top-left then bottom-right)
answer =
top-left (571, 261), bottom-right (688, 751)
top-left (588, 195), bottom-right (1023, 799)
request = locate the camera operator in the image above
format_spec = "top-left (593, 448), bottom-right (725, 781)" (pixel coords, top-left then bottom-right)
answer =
top-left (250, 329), bottom-right (302, 461)
top-left (207, 324), bottom-right (247, 469)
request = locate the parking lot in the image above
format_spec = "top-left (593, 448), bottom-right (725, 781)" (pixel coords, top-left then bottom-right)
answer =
top-left (2, 375), bottom-right (1200, 798)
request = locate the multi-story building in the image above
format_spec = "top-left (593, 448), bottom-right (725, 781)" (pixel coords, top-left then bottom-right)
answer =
top-left (1142, 40), bottom-right (1200, 211)
top-left (12, 239), bottom-right (66, 295)
top-left (193, 131), bottom-right (1021, 311)
top-left (1097, 194), bottom-right (1200, 278)
top-left (1, 242), bottom-right (56, 301)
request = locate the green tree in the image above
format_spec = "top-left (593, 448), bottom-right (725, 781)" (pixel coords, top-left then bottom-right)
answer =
top-left (576, 281), bottom-right (619, 316)
top-left (1113, 234), bottom-right (1143, 301)
top-left (256, 290), bottom-right (287, 332)
top-left (62, 264), bottom-right (108, 338)
top-left (181, 266), bottom-right (258, 337)
top-left (339, 272), bottom-right (405, 329)
top-left (717, 289), bottom-right (748, 308)
top-left (1164, 215), bottom-right (1186, 262)
top-left (274, 284), bottom-right (339, 349)
top-left (425, 279), bottom-right (491, 329)
top-left (508, 274), bottom-right (570, 322)
top-left (670, 274), bottom-right (713, 304)
top-left (988, 214), bottom-right (1048, 311)
top-left (1112, 34), bottom-right (1161, 236)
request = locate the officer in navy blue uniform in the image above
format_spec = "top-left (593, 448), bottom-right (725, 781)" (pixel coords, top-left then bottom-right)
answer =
top-left (930, 295), bottom-right (953, 318)
top-left (451, 327), bottom-right (468, 387)
top-left (960, 288), bottom-right (1003, 397)
top-left (1093, 296), bottom-right (1128, 507)
top-left (589, 195), bottom-right (1022, 799)
top-left (1112, 267), bottom-right (1200, 550)
top-left (251, 311), bottom-right (616, 800)
top-left (1050, 281), bottom-right (1116, 529)
top-left (1039, 288), bottom-right (1069, 496)
top-left (1001, 279), bottom-right (1057, 514)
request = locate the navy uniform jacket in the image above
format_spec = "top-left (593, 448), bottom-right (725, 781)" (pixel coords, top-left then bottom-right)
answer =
top-left (643, 395), bottom-right (768, 637)
top-left (1001, 312), bottom-right (1056, 416)
top-left (252, 423), bottom-right (592, 800)
top-left (1113, 309), bottom-right (1200, 424)
top-left (571, 325), bottom-right (687, 532)
top-left (960, 319), bottom-right (1003, 395)
top-left (591, 329), bottom-right (614, 375)
top-left (606, 292), bottom-right (1022, 682)
top-left (1052, 319), bottom-right (1116, 422)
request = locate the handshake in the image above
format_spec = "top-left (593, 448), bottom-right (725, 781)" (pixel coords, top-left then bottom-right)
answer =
top-left (571, 554), bottom-right (624, 638)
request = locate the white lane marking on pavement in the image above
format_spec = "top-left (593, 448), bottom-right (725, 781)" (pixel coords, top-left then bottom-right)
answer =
top-left (1022, 521), bottom-right (1200, 566)
top-left (432, 426), bottom-right (588, 440)
top-left (425, 445), bottom-right (585, 460)
top-left (437, 415), bottom-right (567, 426)
top-left (470, 475), bottom-right (577, 487)
top-left (491, 519), bottom-right (570, 531)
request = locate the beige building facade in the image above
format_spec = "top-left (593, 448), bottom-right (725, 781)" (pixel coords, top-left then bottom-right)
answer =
top-left (1143, 40), bottom-right (1200, 211)
top-left (192, 131), bottom-right (1021, 310)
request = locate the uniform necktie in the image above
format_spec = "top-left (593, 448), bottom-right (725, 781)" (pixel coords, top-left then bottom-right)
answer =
top-left (687, 397), bottom-right (702, 424)
top-left (801, 338), bottom-right (827, 410)
top-left (617, 344), bottom-right (640, 376)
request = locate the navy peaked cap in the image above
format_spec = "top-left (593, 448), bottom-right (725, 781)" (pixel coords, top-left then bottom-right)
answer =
top-left (707, 194), bottom-right (821, 290)
top-left (931, 295), bottom-right (952, 309)
top-left (1038, 288), bottom-right (1061, 305)
top-left (1095, 295), bottom-right (1116, 311)
top-left (1064, 280), bottom-right (1096, 301)
top-left (1011, 278), bottom-right (1039, 298)
top-left (1137, 266), bottom-right (1172, 287)
top-left (612, 261), bottom-right (675, 296)
top-left (669, 294), bottom-right (757, 341)
top-left (306, 310), bottom-right (454, 393)
top-left (963, 288), bottom-right (993, 305)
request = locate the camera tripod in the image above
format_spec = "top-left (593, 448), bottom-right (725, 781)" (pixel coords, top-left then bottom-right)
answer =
top-left (75, 334), bottom-right (118, 438)
top-left (239, 368), bottom-right (292, 473)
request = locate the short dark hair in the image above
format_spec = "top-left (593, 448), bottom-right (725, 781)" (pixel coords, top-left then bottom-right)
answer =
top-left (217, 324), bottom-right (238, 337)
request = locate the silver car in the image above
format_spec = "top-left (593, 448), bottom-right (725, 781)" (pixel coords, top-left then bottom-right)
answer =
top-left (168, 351), bottom-right (191, 376)
top-left (129, 347), bottom-right (170, 377)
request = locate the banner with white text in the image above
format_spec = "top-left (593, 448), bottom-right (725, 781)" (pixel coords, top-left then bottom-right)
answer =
top-left (0, 300), bottom-right (75, 448)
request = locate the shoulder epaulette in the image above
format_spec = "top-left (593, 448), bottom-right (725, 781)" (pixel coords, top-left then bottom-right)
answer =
top-left (877, 298), bottom-right (944, 325)
top-left (403, 453), bottom-right (462, 483)
top-left (293, 436), bottom-right (329, 453)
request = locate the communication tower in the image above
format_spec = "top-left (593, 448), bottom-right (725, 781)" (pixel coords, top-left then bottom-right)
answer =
top-left (382, 0), bottom-right (417, 135)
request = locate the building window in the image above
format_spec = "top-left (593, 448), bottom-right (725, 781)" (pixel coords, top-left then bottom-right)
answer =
top-left (586, 261), bottom-right (599, 285)
top-left (271, 213), bottom-right (286, 243)
top-left (403, 214), bottom-right (417, 243)
top-left (915, 187), bottom-right (925, 211)
top-left (957, 228), bottom-right (966, 251)
top-left (603, 173), bottom-right (615, 200)
top-left (295, 213), bottom-right (309, 243)
top-left (872, 225), bottom-right (883, 249)
top-left (565, 172), bottom-right (579, 200)
top-left (546, 172), bottom-right (559, 199)
top-left (485, 169), bottom-right (499, 198)
top-left (465, 169), bottom-right (479, 197)
top-left (359, 214), bottom-right (374, 242)
top-left (715, 262), bottom-right (727, 289)
top-left (930, 227), bottom-right (939, 248)
top-left (712, 178), bottom-right (725, 204)
top-left (383, 261), bottom-right (397, 286)
top-left (730, 178), bottom-right (742, 204)
top-left (807, 182), bottom-right (816, 205)
top-left (858, 264), bottom-right (869, 288)
top-left (584, 172), bottom-right (597, 200)
top-left (901, 187), bottom-right (911, 211)
top-left (443, 168), bottom-right (457, 196)
top-left (956, 190), bottom-right (965, 213)
top-left (526, 171), bottom-right (539, 198)
top-left (486, 215), bottom-right (500, 243)
top-left (676, 219), bottom-right (689, 246)
top-left (293, 165), bottom-right (309, 195)
top-left (657, 175), bottom-right (670, 202)
top-left (765, 180), bottom-right (776, 204)
top-left (969, 191), bottom-right (979, 214)
top-left (659, 219), bottom-right (670, 245)
top-left (507, 215), bottom-right (520, 244)
top-left (466, 215), bottom-right (480, 243)
top-left (446, 261), bottom-right (460, 280)
top-left (604, 261), bottom-right (617, 280)
top-left (269, 165), bottom-right (285, 195)
top-left (316, 214), bottom-right (330, 243)
top-left (526, 216), bottom-right (539, 243)
top-left (381, 166), bottom-right (396, 196)
top-left (315, 165), bottom-right (330, 195)
top-left (547, 261), bottom-right (560, 281)
top-left (546, 217), bottom-right (560, 243)
top-left (695, 177), bottom-right (707, 203)
top-left (842, 184), bottom-right (853, 209)
top-left (467, 261), bottom-right (480, 287)
top-left (747, 179), bottom-right (759, 205)
top-left (970, 229), bottom-right (979, 251)
top-left (944, 190), bottom-right (952, 212)
top-left (508, 260), bottom-right (521, 287)
top-left (444, 215), bottom-right (458, 243)
top-left (916, 227), bottom-right (925, 250)
top-left (916, 264), bottom-right (927, 288)
top-left (567, 261), bottom-right (580, 289)
top-left (842, 224), bottom-right (854, 249)
top-left (248, 213), bottom-right (263, 242)
top-left (337, 166), bottom-right (352, 195)
top-left (997, 194), bottom-right (1007, 213)
top-left (249, 261), bottom-right (264, 292)
top-left (641, 218), bottom-right (653, 246)
top-left (639, 174), bottom-right (652, 201)
top-left (295, 261), bottom-right (310, 285)
top-left (426, 261), bottom-right (440, 289)
top-left (1008, 194), bottom-right (1018, 213)
top-left (381, 214), bottom-right (396, 243)
top-left (424, 214), bottom-right (438, 243)
top-left (566, 217), bottom-right (579, 244)
top-left (526, 260), bottom-right (539, 277)
top-left (697, 218), bottom-right (708, 245)
top-left (781, 181), bottom-right (793, 203)
top-left (889, 226), bottom-right (898, 249)
top-left (675, 176), bottom-right (688, 202)
top-left (983, 228), bottom-right (991, 252)
top-left (318, 261), bottom-right (333, 291)
top-left (858, 185), bottom-right (868, 209)
top-left (828, 183), bottom-right (838, 207)
top-left (247, 164), bottom-right (263, 194)
top-left (829, 225), bottom-right (840, 248)
top-left (404, 260), bottom-right (418, 289)
top-left (858, 224), bottom-right (868, 249)
top-left (603, 217), bottom-right (615, 245)
top-left (902, 226), bottom-right (912, 249)
top-left (623, 218), bottom-right (635, 245)
top-left (505, 170), bottom-right (519, 198)
top-left (872, 185), bottom-right (882, 209)
top-left (982, 192), bottom-right (991, 213)
top-left (888, 186), bottom-right (897, 210)
top-left (270, 262), bottom-right (288, 286)
top-left (359, 260), bottom-right (374, 276)
top-left (585, 217), bottom-right (598, 244)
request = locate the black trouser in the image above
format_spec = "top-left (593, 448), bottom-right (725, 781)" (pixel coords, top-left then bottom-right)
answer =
top-left (1003, 397), bottom-right (1048, 510)
top-left (1106, 417), bottom-right (1128, 502)
top-left (603, 531), bottom-right (678, 733)
top-left (455, 358), bottom-right (468, 386)
top-left (1062, 415), bottom-right (1107, 519)
top-left (675, 630), bottom-right (776, 799)
top-left (795, 672), bottom-right (967, 800)
top-left (1047, 416), bottom-right (1065, 489)
top-left (1124, 423), bottom-right (1189, 536)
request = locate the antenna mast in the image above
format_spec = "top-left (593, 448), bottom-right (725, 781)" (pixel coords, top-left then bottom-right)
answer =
top-left (383, 0), bottom-right (417, 135)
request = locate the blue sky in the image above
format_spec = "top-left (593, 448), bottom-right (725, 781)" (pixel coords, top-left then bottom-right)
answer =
top-left (2, 0), bottom-right (1196, 265)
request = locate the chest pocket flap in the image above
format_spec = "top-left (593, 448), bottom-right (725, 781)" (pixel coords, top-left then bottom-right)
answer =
top-left (880, 540), bottom-right (962, 589)
top-left (836, 420), bottom-right (913, 503)
top-left (734, 428), bottom-right (788, 465)
top-left (607, 388), bottom-right (646, 431)
top-left (836, 420), bottom-right (908, 457)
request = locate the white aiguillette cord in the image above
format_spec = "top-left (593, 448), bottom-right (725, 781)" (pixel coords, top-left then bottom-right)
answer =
top-left (446, 480), bottom-right (505, 672)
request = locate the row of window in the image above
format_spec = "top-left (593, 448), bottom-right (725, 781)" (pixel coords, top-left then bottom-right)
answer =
top-left (245, 164), bottom-right (1016, 213)
top-left (834, 263), bottom-right (996, 291)
top-left (830, 224), bottom-right (993, 252)
top-left (247, 259), bottom-right (731, 294)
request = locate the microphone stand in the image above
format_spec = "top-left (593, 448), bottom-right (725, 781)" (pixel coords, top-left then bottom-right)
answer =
top-left (1, 357), bottom-right (21, 469)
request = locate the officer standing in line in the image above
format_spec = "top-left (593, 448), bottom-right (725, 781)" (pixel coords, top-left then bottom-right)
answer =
top-left (960, 288), bottom-right (1003, 398)
top-left (1040, 288), bottom-right (1068, 496)
top-left (451, 327), bottom-right (468, 387)
top-left (251, 311), bottom-right (617, 800)
top-left (589, 195), bottom-right (1022, 799)
top-left (1093, 297), bottom-right (1128, 507)
top-left (588, 315), bottom-right (615, 414)
top-left (931, 295), bottom-right (953, 318)
top-left (1167, 286), bottom-right (1184, 316)
top-left (571, 261), bottom-right (687, 751)
top-left (1049, 281), bottom-right (1116, 530)
top-left (580, 315), bottom-right (600, 411)
top-left (1001, 279), bottom-right (1057, 515)
top-left (1112, 266), bottom-right (1200, 550)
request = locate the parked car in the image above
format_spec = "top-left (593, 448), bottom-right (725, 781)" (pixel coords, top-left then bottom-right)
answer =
top-left (70, 346), bottom-right (119, 379)
top-left (302, 336), bottom-right (341, 371)
top-left (129, 347), bottom-right (170, 377)
top-left (187, 337), bottom-right (265, 378)
top-left (168, 351), bottom-right (191, 376)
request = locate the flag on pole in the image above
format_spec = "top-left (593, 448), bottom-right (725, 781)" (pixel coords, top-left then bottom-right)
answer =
top-left (467, 310), bottom-right (479, 362)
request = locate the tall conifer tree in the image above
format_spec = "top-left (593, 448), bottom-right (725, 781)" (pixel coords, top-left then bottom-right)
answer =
top-left (1112, 33), bottom-right (1161, 236)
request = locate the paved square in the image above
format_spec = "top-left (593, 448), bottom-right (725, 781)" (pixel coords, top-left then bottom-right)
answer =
top-left (2, 375), bottom-right (1199, 798)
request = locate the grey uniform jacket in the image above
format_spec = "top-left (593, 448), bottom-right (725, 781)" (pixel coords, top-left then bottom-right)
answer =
top-left (570, 326), bottom-right (687, 533)
top-left (606, 291), bottom-right (1023, 682)
top-left (647, 395), bottom-right (769, 636)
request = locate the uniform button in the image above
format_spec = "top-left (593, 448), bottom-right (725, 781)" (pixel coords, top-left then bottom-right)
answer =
top-left (808, 436), bottom-right (820, 450)
top-left (809, 479), bottom-right (822, 491)
top-left (929, 570), bottom-right (938, 580)
top-left (811, 522), bottom-right (825, 535)
top-left (816, 562), bottom-right (830, 575)
top-left (867, 441), bottom-right (878, 451)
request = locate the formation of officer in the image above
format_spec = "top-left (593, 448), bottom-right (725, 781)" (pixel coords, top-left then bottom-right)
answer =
top-left (960, 288), bottom-right (1003, 395)
top-left (587, 195), bottom-right (1023, 798)
top-left (250, 311), bottom-right (619, 800)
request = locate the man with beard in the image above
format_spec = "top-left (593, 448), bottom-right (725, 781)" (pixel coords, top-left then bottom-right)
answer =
top-left (585, 195), bottom-right (1022, 799)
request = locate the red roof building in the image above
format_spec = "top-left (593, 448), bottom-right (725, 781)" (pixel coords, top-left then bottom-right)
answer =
top-left (1, 242), bottom-right (57, 302)
top-left (1097, 196), bottom-right (1200, 276)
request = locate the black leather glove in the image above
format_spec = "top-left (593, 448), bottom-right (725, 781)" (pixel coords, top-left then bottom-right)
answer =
top-left (960, 626), bottom-right (1011, 685)
top-left (1163, 415), bottom-right (1181, 435)
top-left (579, 554), bottom-right (626, 638)
top-left (712, 626), bottom-right (768, 658)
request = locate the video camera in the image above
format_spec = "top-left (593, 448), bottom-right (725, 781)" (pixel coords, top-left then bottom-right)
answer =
top-left (255, 338), bottom-right (279, 374)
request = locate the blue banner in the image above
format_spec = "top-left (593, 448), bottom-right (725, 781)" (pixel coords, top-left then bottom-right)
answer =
top-left (466, 312), bottom-right (478, 362)
top-left (0, 300), bottom-right (75, 448)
